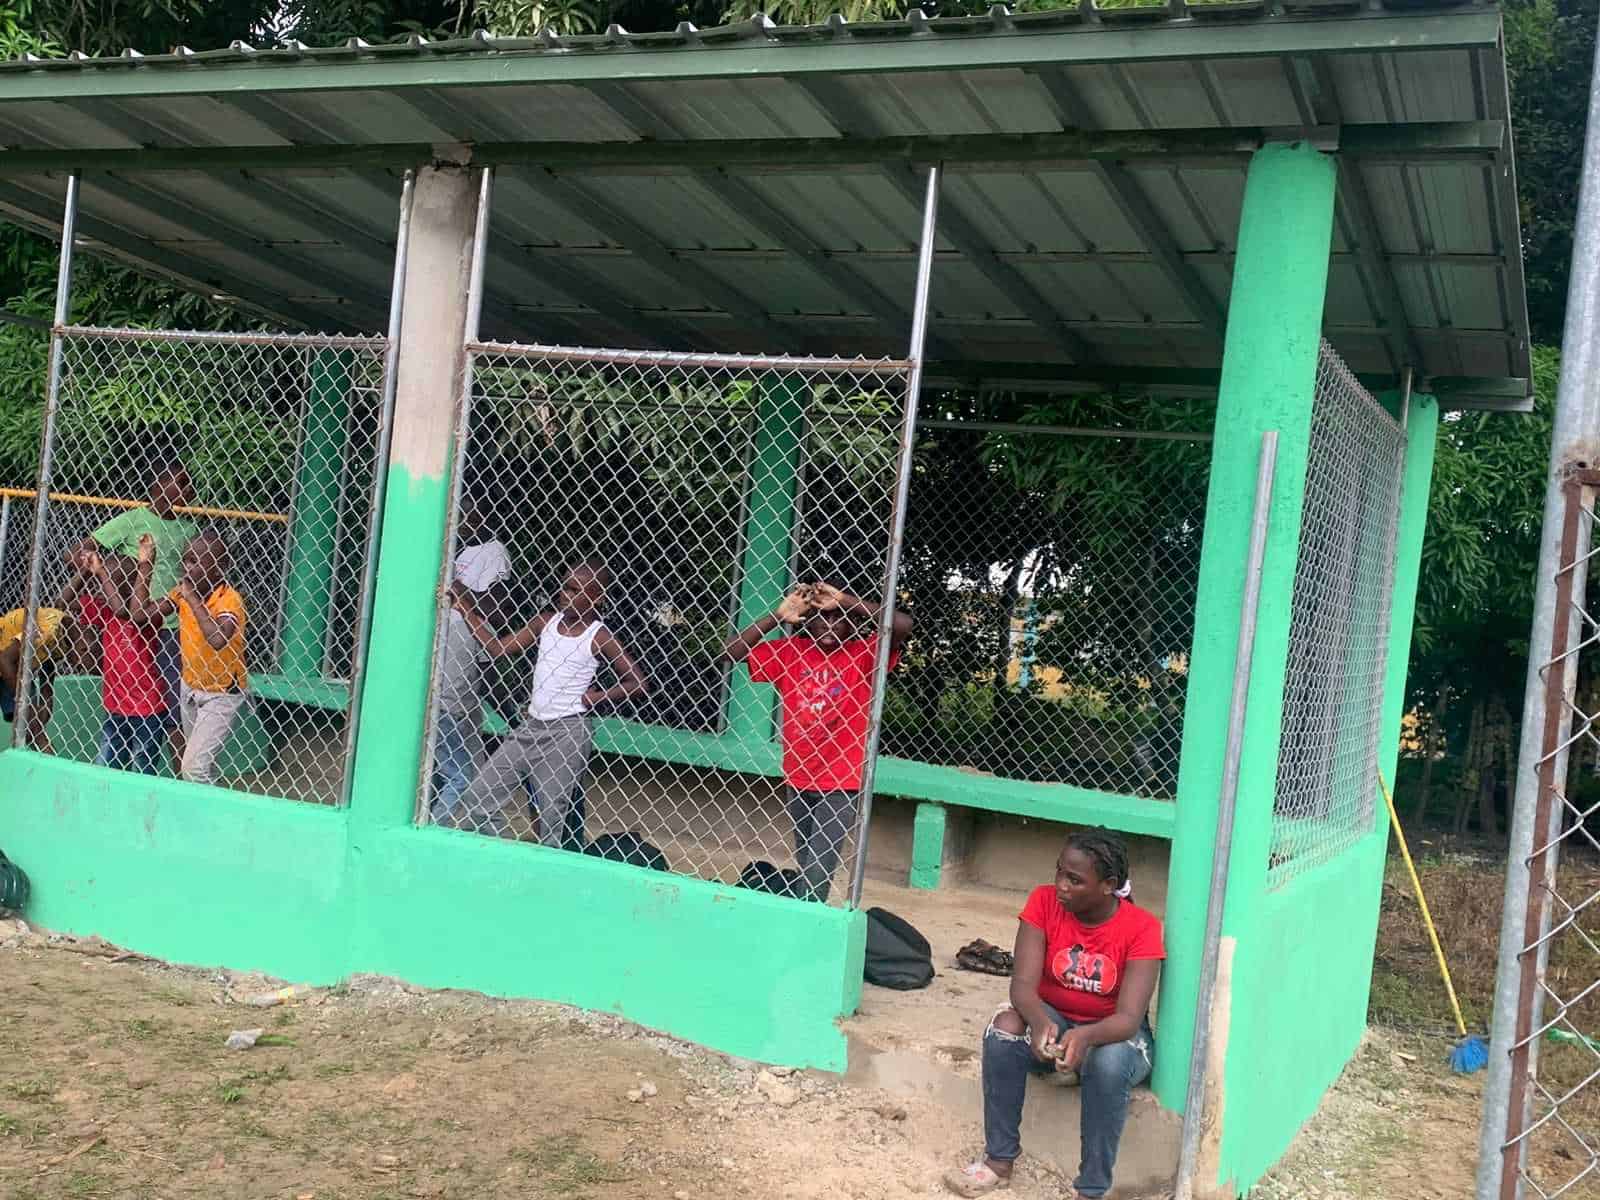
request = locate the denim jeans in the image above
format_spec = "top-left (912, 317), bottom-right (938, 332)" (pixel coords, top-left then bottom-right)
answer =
top-left (981, 1001), bottom-right (1154, 1198)
top-left (790, 788), bottom-right (857, 902)
top-left (96, 713), bottom-right (168, 776)
top-left (429, 710), bottom-right (485, 826)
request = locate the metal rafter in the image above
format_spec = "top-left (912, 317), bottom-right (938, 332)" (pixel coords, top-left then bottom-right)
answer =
top-left (1032, 66), bottom-right (1226, 341)
top-left (1306, 56), bottom-right (1425, 374)
top-left (0, 178), bottom-right (329, 330)
top-left (798, 75), bottom-right (1095, 365)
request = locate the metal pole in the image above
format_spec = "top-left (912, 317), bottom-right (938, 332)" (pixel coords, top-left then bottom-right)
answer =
top-left (1172, 430), bottom-right (1278, 1200)
top-left (337, 169), bottom-right (414, 810)
top-left (848, 163), bottom-right (940, 908)
top-left (1477, 13), bottom-right (1600, 1195)
top-left (13, 173), bottom-right (78, 750)
top-left (0, 495), bottom-right (12, 603)
top-left (416, 166), bottom-right (494, 823)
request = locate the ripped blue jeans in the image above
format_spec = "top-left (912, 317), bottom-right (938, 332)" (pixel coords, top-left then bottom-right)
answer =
top-left (981, 1002), bottom-right (1154, 1199)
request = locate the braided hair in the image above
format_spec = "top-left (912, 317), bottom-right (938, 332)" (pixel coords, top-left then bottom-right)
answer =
top-left (1065, 828), bottom-right (1130, 891)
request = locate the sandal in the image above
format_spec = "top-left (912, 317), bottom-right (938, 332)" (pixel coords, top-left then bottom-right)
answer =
top-left (955, 939), bottom-right (1015, 976)
top-left (943, 1161), bottom-right (1011, 1196)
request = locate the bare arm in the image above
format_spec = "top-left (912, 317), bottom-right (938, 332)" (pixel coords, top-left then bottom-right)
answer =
top-left (1008, 921), bottom-right (1066, 1064)
top-left (585, 628), bottom-right (649, 710)
top-left (1057, 958), bottom-right (1161, 1071)
top-left (126, 539), bottom-right (175, 627)
top-left (720, 590), bottom-right (811, 664)
top-left (178, 581), bottom-right (238, 651)
top-left (812, 584), bottom-right (912, 650)
top-left (453, 587), bottom-right (547, 658)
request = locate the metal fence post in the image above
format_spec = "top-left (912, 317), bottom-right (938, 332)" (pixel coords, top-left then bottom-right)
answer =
top-left (12, 173), bottom-right (78, 750)
top-left (1476, 8), bottom-right (1600, 1195)
top-left (1173, 430), bottom-right (1278, 1200)
top-left (848, 163), bottom-right (940, 908)
top-left (338, 169), bottom-right (415, 810)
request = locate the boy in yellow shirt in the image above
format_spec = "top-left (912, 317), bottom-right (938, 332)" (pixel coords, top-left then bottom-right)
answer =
top-left (129, 529), bottom-right (247, 785)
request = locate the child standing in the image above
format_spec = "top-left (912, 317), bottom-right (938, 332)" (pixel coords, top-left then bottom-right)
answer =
top-left (723, 582), bottom-right (912, 902)
top-left (129, 530), bottom-right (247, 785)
top-left (0, 569), bottom-right (87, 753)
top-left (451, 562), bottom-right (646, 844)
top-left (76, 549), bottom-right (167, 775)
top-left (76, 459), bottom-right (197, 724)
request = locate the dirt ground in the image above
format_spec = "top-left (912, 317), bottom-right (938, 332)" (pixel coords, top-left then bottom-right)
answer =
top-left (0, 913), bottom-right (1505, 1200)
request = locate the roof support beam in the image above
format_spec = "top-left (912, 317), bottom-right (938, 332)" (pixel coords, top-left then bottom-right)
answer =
top-left (0, 178), bottom-right (328, 330)
top-left (0, 122), bottom-right (1506, 176)
top-left (797, 75), bottom-right (1094, 365)
top-left (1305, 57), bottom-right (1424, 375)
top-left (0, 11), bottom-right (1505, 103)
top-left (519, 168), bottom-right (797, 351)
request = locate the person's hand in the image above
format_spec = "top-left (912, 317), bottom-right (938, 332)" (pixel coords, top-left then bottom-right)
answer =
top-left (1057, 1026), bottom-right (1095, 1072)
top-left (178, 578), bottom-right (201, 607)
top-left (582, 687), bottom-right (605, 711)
top-left (774, 590), bottom-right (812, 624)
top-left (811, 583), bottom-right (846, 611)
top-left (1031, 1022), bottom-right (1062, 1065)
top-left (82, 550), bottom-right (103, 576)
top-left (137, 533), bottom-right (156, 565)
top-left (447, 582), bottom-right (474, 612)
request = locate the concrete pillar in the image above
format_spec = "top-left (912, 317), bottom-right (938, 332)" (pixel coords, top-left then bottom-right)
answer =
top-left (277, 347), bottom-right (351, 680)
top-left (725, 374), bottom-right (804, 743)
top-left (347, 165), bottom-right (482, 834)
top-left (908, 800), bottom-right (947, 890)
top-left (1154, 143), bottom-right (1337, 1114)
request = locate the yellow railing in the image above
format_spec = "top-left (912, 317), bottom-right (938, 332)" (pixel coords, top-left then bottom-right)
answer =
top-left (0, 486), bottom-right (287, 524)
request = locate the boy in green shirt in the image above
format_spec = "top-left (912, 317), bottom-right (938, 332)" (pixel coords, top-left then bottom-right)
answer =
top-left (72, 459), bottom-right (196, 722)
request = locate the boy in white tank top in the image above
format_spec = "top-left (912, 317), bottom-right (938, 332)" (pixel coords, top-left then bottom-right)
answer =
top-left (448, 562), bottom-right (647, 844)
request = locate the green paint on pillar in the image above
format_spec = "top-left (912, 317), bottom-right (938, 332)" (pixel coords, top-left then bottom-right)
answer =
top-left (910, 801), bottom-right (946, 889)
top-left (348, 466), bottom-right (451, 833)
top-left (726, 375), bottom-right (805, 743)
top-left (1154, 142), bottom-right (1336, 1114)
top-left (278, 349), bottom-right (351, 681)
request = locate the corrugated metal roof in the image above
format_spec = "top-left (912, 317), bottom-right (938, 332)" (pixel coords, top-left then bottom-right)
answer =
top-left (0, 2), bottom-right (1529, 407)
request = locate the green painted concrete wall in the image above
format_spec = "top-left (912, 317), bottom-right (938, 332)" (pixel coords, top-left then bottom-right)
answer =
top-left (0, 748), bottom-right (865, 1068)
top-left (1156, 142), bottom-right (1335, 1115)
top-left (1212, 391), bottom-right (1439, 1192)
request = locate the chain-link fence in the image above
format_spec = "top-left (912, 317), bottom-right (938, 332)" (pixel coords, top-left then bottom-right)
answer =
top-left (1268, 341), bottom-right (1406, 885)
top-left (884, 418), bottom-right (1211, 800)
top-left (1491, 473), bottom-right (1600, 1199)
top-left (419, 341), bottom-right (908, 905)
top-left (9, 326), bottom-right (388, 806)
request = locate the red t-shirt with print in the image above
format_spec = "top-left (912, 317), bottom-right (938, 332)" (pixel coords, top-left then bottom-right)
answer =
top-left (1020, 884), bottom-right (1165, 1024)
top-left (79, 594), bottom-right (165, 717)
top-left (746, 635), bottom-right (899, 792)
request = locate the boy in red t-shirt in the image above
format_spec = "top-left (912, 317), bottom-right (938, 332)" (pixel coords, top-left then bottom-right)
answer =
top-left (944, 830), bottom-right (1164, 1200)
top-left (723, 582), bottom-right (911, 902)
top-left (74, 549), bottom-right (168, 776)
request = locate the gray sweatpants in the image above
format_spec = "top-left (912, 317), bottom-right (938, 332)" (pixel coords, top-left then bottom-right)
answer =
top-left (452, 714), bottom-right (592, 845)
top-left (790, 788), bottom-right (858, 903)
top-left (178, 682), bottom-right (247, 786)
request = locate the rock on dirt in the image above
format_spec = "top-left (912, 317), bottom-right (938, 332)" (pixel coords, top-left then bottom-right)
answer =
top-left (754, 1069), bottom-right (801, 1108)
top-left (224, 1028), bottom-right (264, 1050)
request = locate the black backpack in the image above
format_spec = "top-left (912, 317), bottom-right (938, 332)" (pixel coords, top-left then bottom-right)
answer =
top-left (864, 907), bottom-right (934, 990)
top-left (737, 859), bottom-right (808, 899)
top-left (584, 833), bottom-right (668, 874)
top-left (0, 850), bottom-right (29, 912)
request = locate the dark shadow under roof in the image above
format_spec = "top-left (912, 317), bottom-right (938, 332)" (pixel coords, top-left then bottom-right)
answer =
top-left (0, 2), bottom-right (1530, 409)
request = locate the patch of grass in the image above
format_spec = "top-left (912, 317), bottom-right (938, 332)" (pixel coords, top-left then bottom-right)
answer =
top-left (152, 987), bottom-right (194, 1008)
top-left (271, 1009), bottom-right (296, 1027)
top-left (216, 1084), bottom-right (244, 1105)
top-left (126, 1018), bottom-right (165, 1041)
top-left (315, 1062), bottom-right (356, 1078)
top-left (512, 1136), bottom-right (632, 1188)
top-left (64, 1172), bottom-right (109, 1197)
top-left (5, 1077), bottom-right (53, 1101)
top-left (0, 1112), bottom-right (20, 1135)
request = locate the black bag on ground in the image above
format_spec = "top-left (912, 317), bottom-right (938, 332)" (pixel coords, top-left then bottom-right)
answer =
top-left (864, 907), bottom-right (934, 990)
top-left (737, 859), bottom-right (808, 898)
top-left (0, 849), bottom-right (30, 913)
top-left (584, 833), bottom-right (668, 874)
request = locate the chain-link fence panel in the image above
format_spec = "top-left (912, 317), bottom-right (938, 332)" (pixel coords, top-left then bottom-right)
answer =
top-left (1269, 341), bottom-right (1406, 885)
top-left (1493, 477), bottom-right (1600, 1199)
top-left (420, 342), bottom-right (908, 906)
top-left (881, 419), bottom-right (1211, 800)
top-left (11, 327), bottom-right (388, 807)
